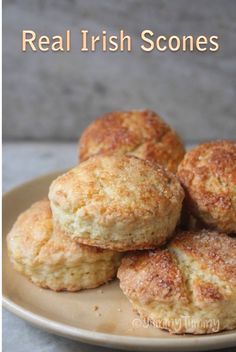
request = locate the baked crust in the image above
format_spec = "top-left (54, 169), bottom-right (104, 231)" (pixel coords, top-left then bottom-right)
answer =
top-left (118, 230), bottom-right (236, 334)
top-left (177, 140), bottom-right (236, 233)
top-left (7, 199), bottom-right (122, 291)
top-left (171, 230), bottom-right (236, 284)
top-left (118, 249), bottom-right (188, 305)
top-left (79, 110), bottom-right (185, 173)
top-left (49, 155), bottom-right (184, 251)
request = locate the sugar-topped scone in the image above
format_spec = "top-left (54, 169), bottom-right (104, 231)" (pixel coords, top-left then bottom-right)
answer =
top-left (7, 199), bottom-right (122, 291)
top-left (118, 230), bottom-right (236, 334)
top-left (177, 140), bottom-right (236, 234)
top-left (79, 110), bottom-right (185, 173)
top-left (49, 155), bottom-right (184, 251)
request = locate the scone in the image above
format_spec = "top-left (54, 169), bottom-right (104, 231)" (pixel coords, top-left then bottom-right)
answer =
top-left (7, 199), bottom-right (122, 291)
top-left (118, 230), bottom-right (236, 334)
top-left (49, 155), bottom-right (184, 251)
top-left (79, 110), bottom-right (185, 173)
top-left (177, 140), bottom-right (236, 234)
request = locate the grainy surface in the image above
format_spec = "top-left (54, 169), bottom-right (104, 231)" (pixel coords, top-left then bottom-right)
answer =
top-left (3, 0), bottom-right (236, 142)
top-left (7, 199), bottom-right (121, 291)
top-left (177, 141), bottom-right (236, 233)
top-left (49, 154), bottom-right (184, 250)
top-left (79, 110), bottom-right (185, 172)
top-left (3, 142), bottom-right (235, 351)
top-left (118, 230), bottom-right (236, 334)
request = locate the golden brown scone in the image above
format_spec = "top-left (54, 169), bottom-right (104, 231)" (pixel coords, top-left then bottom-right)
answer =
top-left (49, 155), bottom-right (184, 251)
top-left (118, 230), bottom-right (236, 334)
top-left (177, 140), bottom-right (236, 234)
top-left (79, 110), bottom-right (185, 173)
top-left (7, 199), bottom-right (122, 291)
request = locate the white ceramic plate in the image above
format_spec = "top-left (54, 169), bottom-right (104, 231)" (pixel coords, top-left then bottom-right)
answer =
top-left (3, 171), bottom-right (236, 351)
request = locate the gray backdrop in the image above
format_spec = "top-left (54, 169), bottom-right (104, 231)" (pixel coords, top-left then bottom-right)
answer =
top-left (3, 0), bottom-right (236, 143)
top-left (2, 2), bottom-right (236, 351)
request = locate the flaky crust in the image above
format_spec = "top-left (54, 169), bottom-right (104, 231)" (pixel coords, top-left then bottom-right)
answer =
top-left (79, 110), bottom-right (185, 173)
top-left (49, 155), bottom-right (184, 251)
top-left (118, 230), bottom-right (236, 334)
top-left (177, 140), bottom-right (236, 234)
top-left (7, 199), bottom-right (122, 291)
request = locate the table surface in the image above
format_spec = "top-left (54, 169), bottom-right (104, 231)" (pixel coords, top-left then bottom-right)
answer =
top-left (3, 142), bottom-right (236, 352)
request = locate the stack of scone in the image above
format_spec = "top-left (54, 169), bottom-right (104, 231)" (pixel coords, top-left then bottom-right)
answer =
top-left (7, 110), bottom-right (236, 335)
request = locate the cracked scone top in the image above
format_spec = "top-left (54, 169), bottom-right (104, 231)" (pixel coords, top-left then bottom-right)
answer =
top-left (177, 140), bottom-right (236, 233)
top-left (49, 155), bottom-right (184, 251)
top-left (78, 110), bottom-right (185, 173)
top-left (118, 230), bottom-right (236, 334)
top-left (7, 199), bottom-right (122, 291)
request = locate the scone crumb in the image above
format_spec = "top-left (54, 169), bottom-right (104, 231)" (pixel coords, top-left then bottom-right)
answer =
top-left (93, 305), bottom-right (99, 311)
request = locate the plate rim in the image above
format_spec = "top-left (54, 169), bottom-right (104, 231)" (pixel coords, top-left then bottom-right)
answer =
top-left (3, 296), bottom-right (236, 351)
top-left (3, 171), bottom-right (236, 351)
